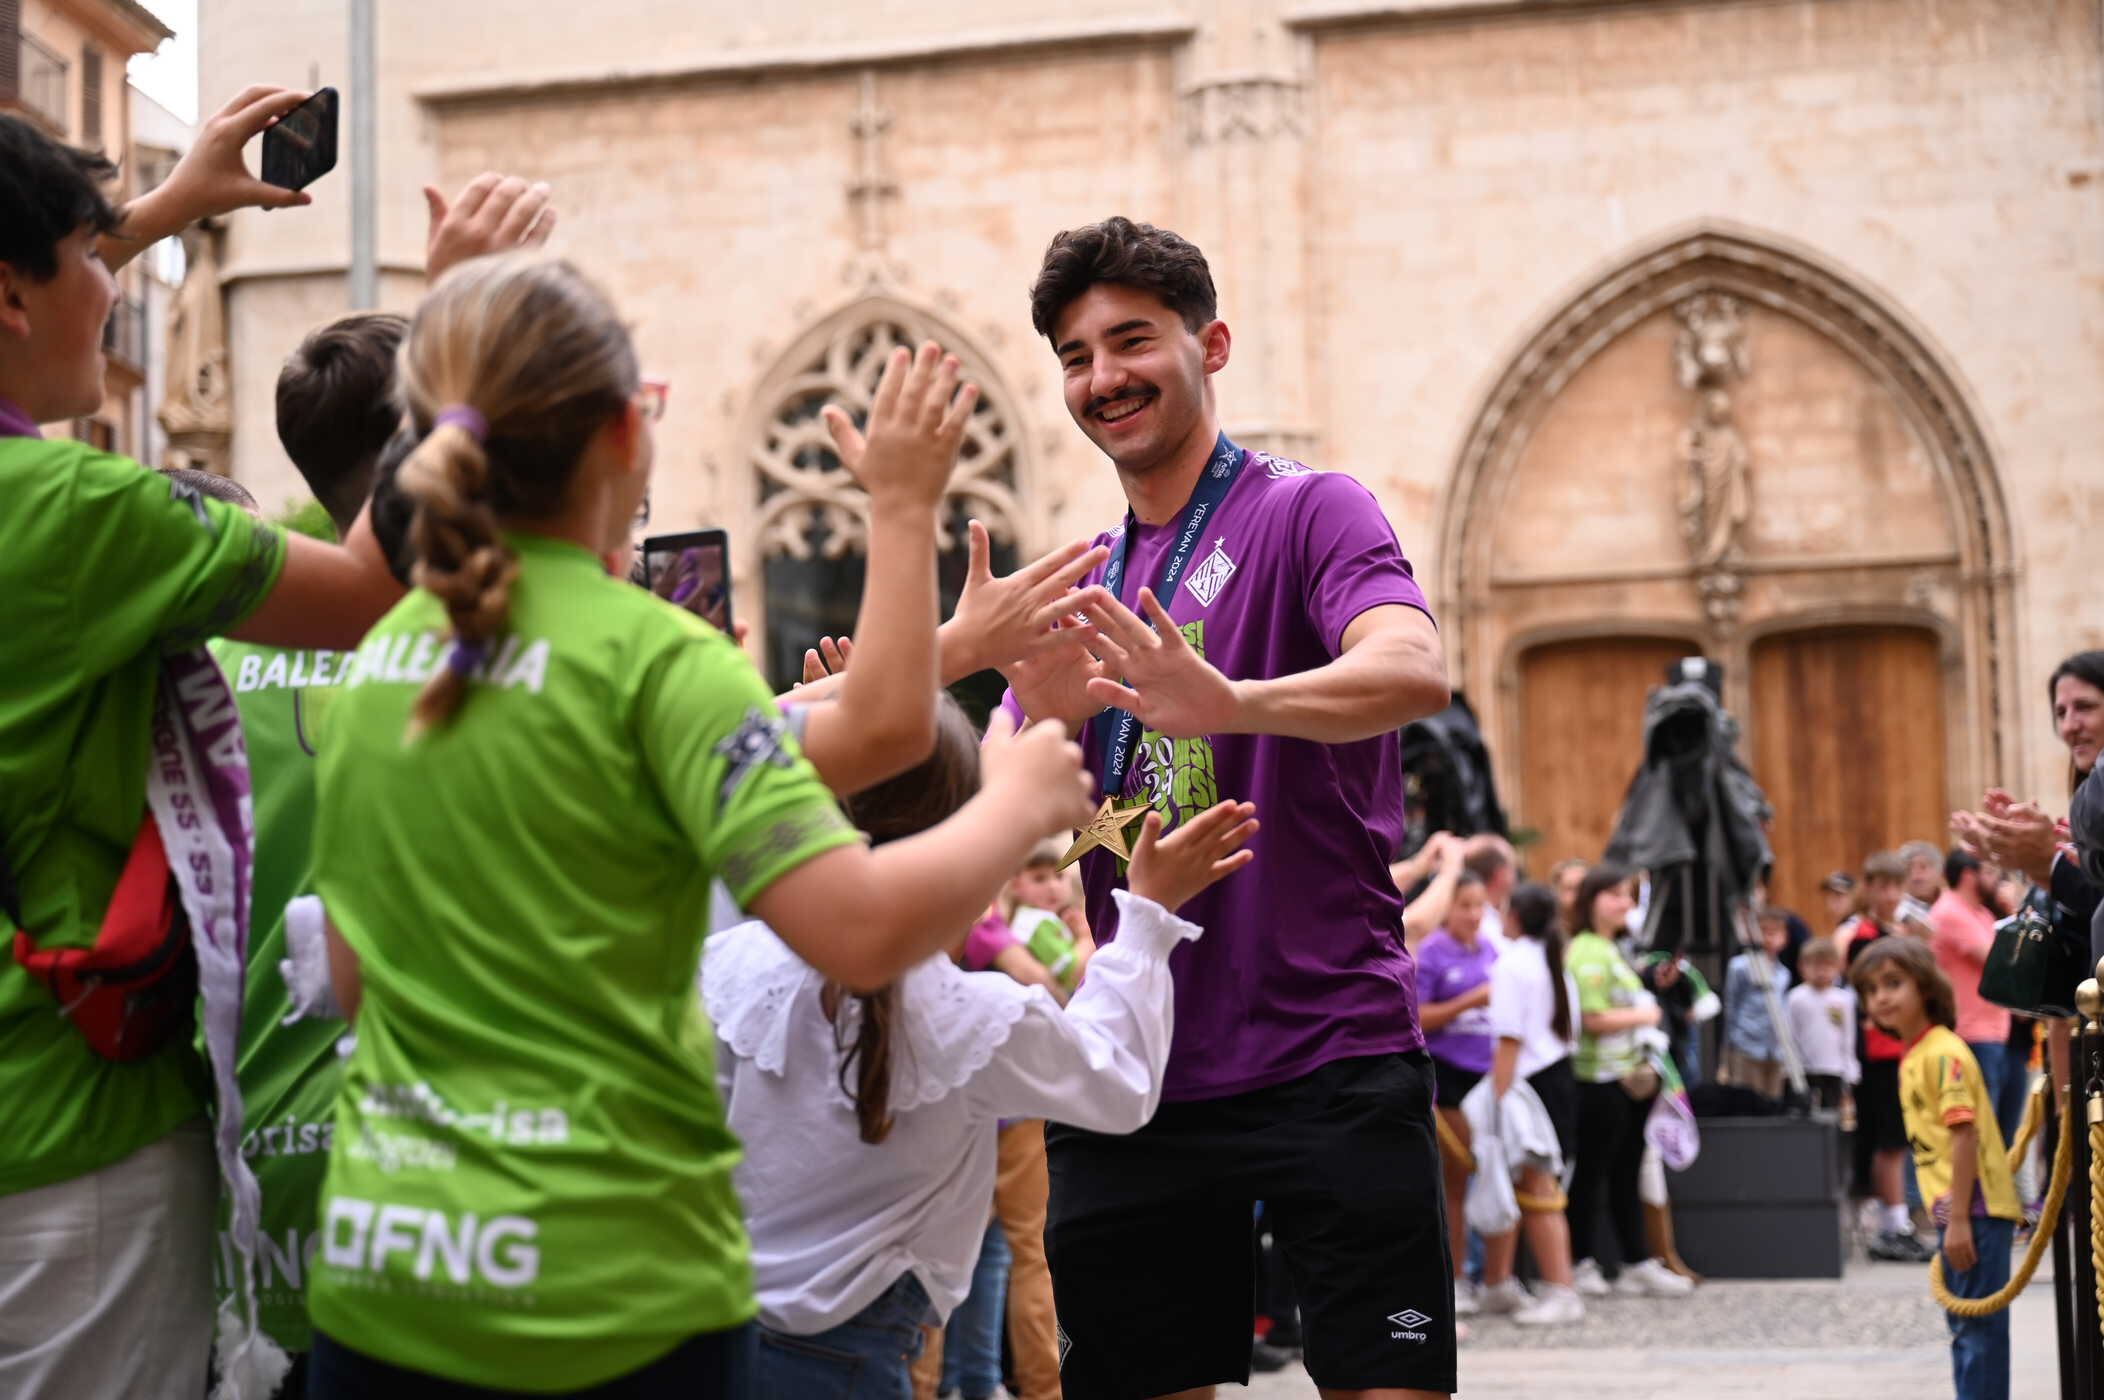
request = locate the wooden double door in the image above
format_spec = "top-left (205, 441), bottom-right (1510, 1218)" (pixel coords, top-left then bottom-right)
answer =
top-left (1516, 626), bottom-right (1947, 928)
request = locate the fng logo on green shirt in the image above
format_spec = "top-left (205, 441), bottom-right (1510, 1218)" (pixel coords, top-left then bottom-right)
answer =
top-left (322, 1197), bottom-right (540, 1288)
top-left (344, 631), bottom-right (553, 694)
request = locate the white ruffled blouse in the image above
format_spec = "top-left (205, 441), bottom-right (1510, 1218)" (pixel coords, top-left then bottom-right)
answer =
top-left (703, 889), bottom-right (1198, 1337)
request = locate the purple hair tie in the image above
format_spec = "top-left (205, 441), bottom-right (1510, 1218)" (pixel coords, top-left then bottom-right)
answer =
top-left (446, 639), bottom-right (487, 677)
top-left (434, 405), bottom-right (488, 443)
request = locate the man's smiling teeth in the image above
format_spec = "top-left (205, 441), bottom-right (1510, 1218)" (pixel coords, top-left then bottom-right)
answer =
top-left (1099, 396), bottom-right (1151, 422)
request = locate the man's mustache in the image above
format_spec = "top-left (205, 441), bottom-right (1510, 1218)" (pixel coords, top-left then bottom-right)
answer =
top-left (1085, 386), bottom-right (1157, 418)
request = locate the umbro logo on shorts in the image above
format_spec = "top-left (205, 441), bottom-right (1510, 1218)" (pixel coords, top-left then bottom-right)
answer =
top-left (1386, 1307), bottom-right (1431, 1342)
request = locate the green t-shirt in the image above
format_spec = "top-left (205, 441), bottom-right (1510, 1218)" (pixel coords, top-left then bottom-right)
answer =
top-left (1568, 931), bottom-right (1647, 1084)
top-left (207, 639), bottom-right (356, 1351)
top-left (0, 436), bottom-right (284, 1197)
top-left (306, 534), bottom-right (858, 1391)
top-left (1012, 904), bottom-right (1080, 990)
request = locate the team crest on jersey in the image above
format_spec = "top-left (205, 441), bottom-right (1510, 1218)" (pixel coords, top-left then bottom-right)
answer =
top-left (1257, 453), bottom-right (1315, 479)
top-left (715, 707), bottom-right (796, 803)
top-left (1184, 538), bottom-right (1237, 607)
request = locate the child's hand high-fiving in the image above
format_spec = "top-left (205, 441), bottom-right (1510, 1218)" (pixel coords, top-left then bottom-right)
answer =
top-left (820, 341), bottom-right (979, 513)
top-left (1127, 801), bottom-right (1259, 915)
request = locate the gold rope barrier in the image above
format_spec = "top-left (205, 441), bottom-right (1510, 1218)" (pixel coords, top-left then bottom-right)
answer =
top-left (2092, 1119), bottom-right (2103, 1346)
top-left (1435, 1109), bottom-right (1569, 1212)
top-left (1928, 1077), bottom-right (2074, 1317)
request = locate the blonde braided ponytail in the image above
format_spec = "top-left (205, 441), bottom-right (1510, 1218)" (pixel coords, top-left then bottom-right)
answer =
top-left (400, 422), bottom-right (520, 734)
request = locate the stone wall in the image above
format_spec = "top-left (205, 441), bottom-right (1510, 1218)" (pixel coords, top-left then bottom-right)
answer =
top-left (200, 0), bottom-right (2104, 811)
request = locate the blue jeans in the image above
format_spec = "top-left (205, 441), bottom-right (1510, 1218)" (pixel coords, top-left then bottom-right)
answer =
top-left (941, 1218), bottom-right (1010, 1399)
top-left (754, 1273), bottom-right (934, 1400)
top-left (1968, 1041), bottom-right (2029, 1151)
top-left (1939, 1215), bottom-right (2013, 1400)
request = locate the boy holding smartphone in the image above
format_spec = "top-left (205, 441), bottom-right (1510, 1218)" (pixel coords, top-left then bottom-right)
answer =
top-left (0, 92), bottom-right (403, 1397)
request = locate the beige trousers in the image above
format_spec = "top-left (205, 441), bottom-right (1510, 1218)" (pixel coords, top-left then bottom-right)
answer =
top-left (1722, 1047), bottom-right (1786, 1099)
top-left (0, 1119), bottom-right (215, 1400)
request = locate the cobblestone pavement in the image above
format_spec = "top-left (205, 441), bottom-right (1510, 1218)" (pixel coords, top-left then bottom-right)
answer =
top-left (1239, 1254), bottom-right (2061, 1398)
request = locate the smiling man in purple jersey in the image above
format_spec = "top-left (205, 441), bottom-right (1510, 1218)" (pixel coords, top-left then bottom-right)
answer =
top-left (998, 217), bottom-right (1452, 1400)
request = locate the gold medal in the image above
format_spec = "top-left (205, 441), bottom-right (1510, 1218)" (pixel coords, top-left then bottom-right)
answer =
top-left (1058, 797), bottom-right (1153, 871)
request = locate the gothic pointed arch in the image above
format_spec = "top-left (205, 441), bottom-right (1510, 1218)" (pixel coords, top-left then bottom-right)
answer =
top-left (1436, 222), bottom-right (2018, 911)
top-left (734, 294), bottom-right (1037, 690)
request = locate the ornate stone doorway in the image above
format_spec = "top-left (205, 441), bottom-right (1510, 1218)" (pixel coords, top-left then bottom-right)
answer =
top-left (1441, 225), bottom-right (2016, 900)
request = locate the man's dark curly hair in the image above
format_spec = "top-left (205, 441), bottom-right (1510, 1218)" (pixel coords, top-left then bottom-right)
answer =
top-left (0, 116), bottom-right (121, 281)
top-left (1029, 216), bottom-right (1217, 341)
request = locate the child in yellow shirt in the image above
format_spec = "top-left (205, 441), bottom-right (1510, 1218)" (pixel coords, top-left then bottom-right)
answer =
top-left (1852, 938), bottom-right (2018, 1400)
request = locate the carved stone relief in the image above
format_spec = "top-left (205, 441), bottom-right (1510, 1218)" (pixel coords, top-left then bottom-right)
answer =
top-left (1439, 223), bottom-right (2018, 800)
top-left (842, 69), bottom-right (908, 295)
top-left (157, 221), bottom-right (231, 474)
top-left (1182, 73), bottom-right (1305, 146)
top-left (1672, 293), bottom-right (1752, 621)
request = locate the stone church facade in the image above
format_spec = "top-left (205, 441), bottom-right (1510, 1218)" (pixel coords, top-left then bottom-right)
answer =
top-left (202, 0), bottom-right (2103, 917)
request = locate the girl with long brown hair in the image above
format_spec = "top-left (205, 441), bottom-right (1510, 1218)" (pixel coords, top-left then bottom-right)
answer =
top-left (706, 695), bottom-right (1258, 1396)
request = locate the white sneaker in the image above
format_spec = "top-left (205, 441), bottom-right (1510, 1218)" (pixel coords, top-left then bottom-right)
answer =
top-left (1571, 1257), bottom-right (1610, 1297)
top-left (1478, 1278), bottom-right (1533, 1315)
top-left (1623, 1257), bottom-right (1695, 1297)
top-left (1454, 1279), bottom-right (1480, 1316)
top-left (1513, 1285), bottom-right (1586, 1327)
top-left (1855, 1198), bottom-right (1885, 1237)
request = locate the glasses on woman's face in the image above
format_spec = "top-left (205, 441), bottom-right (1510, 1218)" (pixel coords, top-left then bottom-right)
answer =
top-left (637, 378), bottom-right (670, 424)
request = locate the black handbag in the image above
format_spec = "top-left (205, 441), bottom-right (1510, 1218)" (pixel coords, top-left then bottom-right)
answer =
top-left (1977, 905), bottom-right (2085, 1019)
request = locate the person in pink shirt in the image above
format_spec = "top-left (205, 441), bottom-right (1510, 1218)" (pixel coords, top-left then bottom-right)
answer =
top-left (962, 909), bottom-right (1066, 1002)
top-left (1928, 848), bottom-right (2023, 1145)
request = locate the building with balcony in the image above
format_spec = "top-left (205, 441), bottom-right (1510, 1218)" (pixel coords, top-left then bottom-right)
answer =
top-left (1, 0), bottom-right (176, 456)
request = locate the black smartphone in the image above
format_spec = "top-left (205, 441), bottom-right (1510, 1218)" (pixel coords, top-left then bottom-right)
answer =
top-left (261, 87), bottom-right (340, 192)
top-left (642, 529), bottom-right (733, 634)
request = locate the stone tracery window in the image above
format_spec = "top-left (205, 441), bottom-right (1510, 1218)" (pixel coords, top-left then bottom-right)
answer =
top-left (751, 308), bottom-right (1028, 706)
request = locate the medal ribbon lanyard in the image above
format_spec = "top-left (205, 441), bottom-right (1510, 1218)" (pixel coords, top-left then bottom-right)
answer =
top-left (1095, 433), bottom-right (1244, 800)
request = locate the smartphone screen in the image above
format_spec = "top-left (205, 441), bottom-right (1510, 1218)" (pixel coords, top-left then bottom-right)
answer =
top-left (261, 88), bottom-right (340, 191)
top-left (642, 529), bottom-right (733, 634)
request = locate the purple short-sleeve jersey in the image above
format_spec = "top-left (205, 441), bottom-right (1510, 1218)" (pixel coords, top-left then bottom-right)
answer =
top-left (1415, 930), bottom-right (1499, 1074)
top-left (1002, 447), bottom-right (1434, 1101)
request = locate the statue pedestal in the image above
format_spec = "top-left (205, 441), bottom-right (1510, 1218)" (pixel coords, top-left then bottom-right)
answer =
top-left (1669, 1115), bottom-right (1846, 1279)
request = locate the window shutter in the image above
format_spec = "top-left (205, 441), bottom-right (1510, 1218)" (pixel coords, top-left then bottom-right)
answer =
top-left (81, 44), bottom-right (102, 148)
top-left (0, 0), bottom-right (21, 102)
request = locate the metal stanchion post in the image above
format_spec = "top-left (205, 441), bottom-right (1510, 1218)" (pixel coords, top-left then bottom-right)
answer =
top-left (2074, 980), bottom-right (2104, 1394)
top-left (2051, 1048), bottom-right (2078, 1400)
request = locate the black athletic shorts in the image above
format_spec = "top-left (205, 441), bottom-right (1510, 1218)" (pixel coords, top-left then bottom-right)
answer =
top-left (1045, 1051), bottom-right (1456, 1399)
top-left (1430, 1055), bottom-right (1483, 1110)
top-left (1528, 1057), bottom-right (1580, 1162)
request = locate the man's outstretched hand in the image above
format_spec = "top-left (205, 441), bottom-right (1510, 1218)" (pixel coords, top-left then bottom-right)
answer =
top-left (943, 520), bottom-right (1108, 681)
top-left (1070, 585), bottom-right (1240, 741)
top-left (1001, 619), bottom-right (1110, 736)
